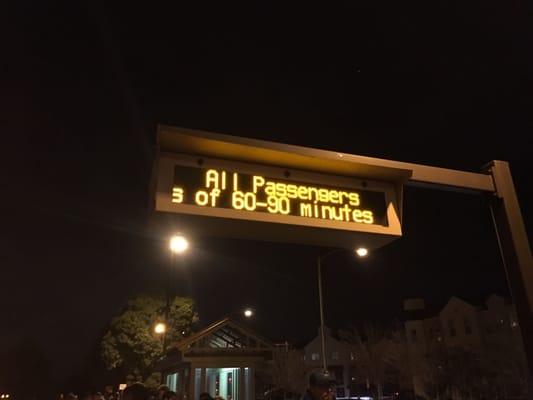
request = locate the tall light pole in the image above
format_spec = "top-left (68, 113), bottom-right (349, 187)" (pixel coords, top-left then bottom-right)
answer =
top-left (162, 234), bottom-right (189, 352)
top-left (317, 247), bottom-right (368, 374)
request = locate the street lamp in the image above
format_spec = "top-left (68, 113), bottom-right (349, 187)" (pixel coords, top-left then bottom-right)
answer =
top-left (317, 246), bottom-right (368, 373)
top-left (243, 308), bottom-right (254, 318)
top-left (154, 322), bottom-right (167, 335)
top-left (224, 307), bottom-right (255, 320)
top-left (170, 235), bottom-right (189, 254)
top-left (355, 247), bottom-right (368, 257)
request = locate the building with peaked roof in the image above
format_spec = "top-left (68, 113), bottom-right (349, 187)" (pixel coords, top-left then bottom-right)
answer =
top-left (156, 318), bottom-right (275, 400)
top-left (403, 294), bottom-right (526, 397)
top-left (403, 294), bottom-right (521, 356)
top-left (301, 327), bottom-right (354, 398)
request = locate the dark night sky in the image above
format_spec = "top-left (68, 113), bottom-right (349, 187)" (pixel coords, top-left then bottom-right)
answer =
top-left (2, 1), bottom-right (532, 383)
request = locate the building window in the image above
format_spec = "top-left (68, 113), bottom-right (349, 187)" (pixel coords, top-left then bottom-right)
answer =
top-left (410, 329), bottom-right (417, 342)
top-left (206, 368), bottom-right (241, 400)
top-left (350, 353), bottom-right (356, 361)
top-left (167, 372), bottom-right (179, 392)
top-left (464, 317), bottom-right (472, 335)
top-left (448, 320), bottom-right (456, 337)
top-left (331, 352), bottom-right (339, 360)
top-left (311, 353), bottom-right (320, 360)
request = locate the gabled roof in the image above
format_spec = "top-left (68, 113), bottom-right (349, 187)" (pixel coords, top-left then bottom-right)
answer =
top-left (169, 318), bottom-right (273, 352)
top-left (439, 296), bottom-right (479, 315)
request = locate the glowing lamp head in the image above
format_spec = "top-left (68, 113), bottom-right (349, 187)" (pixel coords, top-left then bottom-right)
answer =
top-left (170, 235), bottom-right (189, 254)
top-left (355, 247), bottom-right (368, 257)
top-left (244, 309), bottom-right (254, 318)
top-left (154, 322), bottom-right (167, 334)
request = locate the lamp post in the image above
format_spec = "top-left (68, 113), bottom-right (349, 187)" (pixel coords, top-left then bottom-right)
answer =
top-left (317, 247), bottom-right (368, 374)
top-left (161, 234), bottom-right (189, 352)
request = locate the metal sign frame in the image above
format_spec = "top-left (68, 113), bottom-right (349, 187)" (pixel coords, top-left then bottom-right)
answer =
top-left (150, 125), bottom-right (532, 395)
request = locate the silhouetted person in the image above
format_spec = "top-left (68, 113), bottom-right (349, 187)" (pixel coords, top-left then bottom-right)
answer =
top-left (157, 385), bottom-right (170, 400)
top-left (162, 391), bottom-right (178, 400)
top-left (123, 383), bottom-right (149, 400)
top-left (65, 393), bottom-right (78, 400)
top-left (199, 392), bottom-right (213, 400)
top-left (301, 371), bottom-right (335, 400)
top-left (104, 386), bottom-right (116, 400)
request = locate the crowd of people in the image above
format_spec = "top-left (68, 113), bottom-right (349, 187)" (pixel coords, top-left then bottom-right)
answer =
top-left (57, 371), bottom-right (335, 400)
top-left (58, 383), bottom-right (234, 400)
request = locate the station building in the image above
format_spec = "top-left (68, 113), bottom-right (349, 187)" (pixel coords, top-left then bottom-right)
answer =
top-left (158, 318), bottom-right (276, 400)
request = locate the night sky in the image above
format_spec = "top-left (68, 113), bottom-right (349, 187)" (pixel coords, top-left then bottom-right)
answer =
top-left (3, 1), bottom-right (532, 384)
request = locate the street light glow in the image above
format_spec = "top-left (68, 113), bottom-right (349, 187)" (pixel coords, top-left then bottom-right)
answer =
top-left (244, 309), bottom-right (253, 318)
top-left (355, 247), bottom-right (368, 257)
top-left (154, 322), bottom-right (167, 334)
top-left (170, 235), bottom-right (189, 254)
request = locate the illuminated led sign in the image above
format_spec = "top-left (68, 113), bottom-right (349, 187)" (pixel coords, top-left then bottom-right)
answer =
top-left (152, 126), bottom-right (407, 249)
top-left (171, 165), bottom-right (388, 227)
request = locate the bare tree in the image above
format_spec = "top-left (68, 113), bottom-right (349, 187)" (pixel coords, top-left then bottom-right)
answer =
top-left (481, 333), bottom-right (528, 399)
top-left (339, 323), bottom-right (408, 400)
top-left (270, 347), bottom-right (312, 398)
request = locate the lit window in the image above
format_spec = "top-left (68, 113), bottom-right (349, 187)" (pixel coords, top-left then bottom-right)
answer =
top-left (166, 372), bottom-right (179, 392)
top-left (350, 353), bottom-right (356, 361)
top-left (311, 353), bottom-right (320, 360)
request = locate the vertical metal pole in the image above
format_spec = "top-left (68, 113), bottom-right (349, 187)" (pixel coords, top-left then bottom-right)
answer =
top-left (318, 257), bottom-right (328, 373)
top-left (486, 160), bottom-right (533, 398)
top-left (163, 252), bottom-right (174, 353)
top-left (239, 367), bottom-right (245, 400)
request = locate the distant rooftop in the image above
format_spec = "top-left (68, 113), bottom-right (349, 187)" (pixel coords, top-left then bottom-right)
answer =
top-left (402, 293), bottom-right (512, 321)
